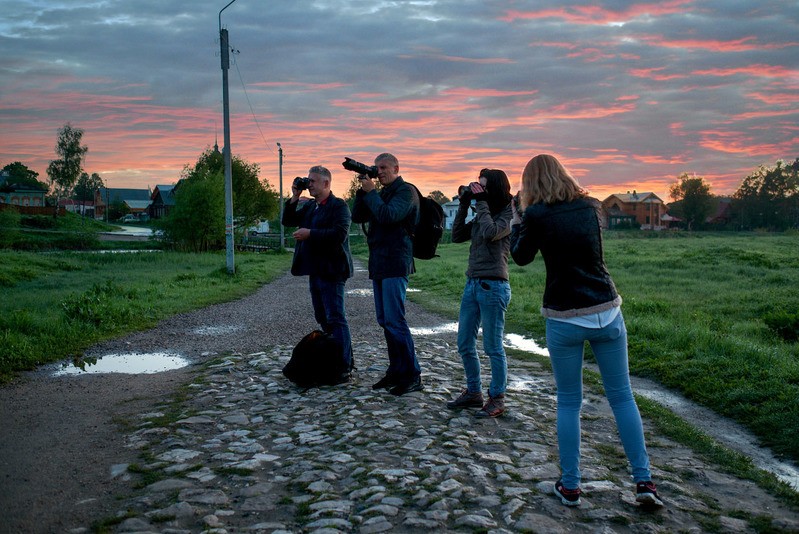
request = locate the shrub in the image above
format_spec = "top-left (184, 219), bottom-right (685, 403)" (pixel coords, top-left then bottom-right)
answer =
top-left (763, 311), bottom-right (799, 342)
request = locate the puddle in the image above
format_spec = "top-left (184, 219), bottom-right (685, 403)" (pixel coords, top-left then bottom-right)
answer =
top-left (53, 352), bottom-right (190, 376)
top-left (347, 288), bottom-right (373, 297)
top-left (506, 373), bottom-right (551, 393)
top-left (193, 325), bottom-right (243, 335)
top-left (504, 333), bottom-right (549, 356)
top-left (410, 322), bottom-right (458, 336)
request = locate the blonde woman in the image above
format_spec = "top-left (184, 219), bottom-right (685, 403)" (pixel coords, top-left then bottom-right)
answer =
top-left (510, 154), bottom-right (663, 508)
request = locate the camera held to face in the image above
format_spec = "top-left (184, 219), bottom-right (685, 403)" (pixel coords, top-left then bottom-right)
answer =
top-left (458, 182), bottom-right (482, 199)
top-left (342, 157), bottom-right (378, 179)
top-left (293, 176), bottom-right (310, 191)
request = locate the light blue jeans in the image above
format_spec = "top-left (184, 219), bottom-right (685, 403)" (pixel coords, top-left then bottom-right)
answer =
top-left (457, 278), bottom-right (511, 397)
top-left (545, 311), bottom-right (652, 489)
top-left (373, 276), bottom-right (421, 382)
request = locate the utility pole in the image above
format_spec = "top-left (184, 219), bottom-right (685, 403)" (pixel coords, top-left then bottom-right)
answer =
top-left (219, 0), bottom-right (238, 274)
top-left (277, 142), bottom-right (284, 250)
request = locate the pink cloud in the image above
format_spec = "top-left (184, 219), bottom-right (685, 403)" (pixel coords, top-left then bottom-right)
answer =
top-left (501, 1), bottom-right (694, 25)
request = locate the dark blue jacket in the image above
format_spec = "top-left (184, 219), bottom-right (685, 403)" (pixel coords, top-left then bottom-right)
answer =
top-left (352, 177), bottom-right (418, 280)
top-left (510, 196), bottom-right (620, 318)
top-left (282, 193), bottom-right (354, 281)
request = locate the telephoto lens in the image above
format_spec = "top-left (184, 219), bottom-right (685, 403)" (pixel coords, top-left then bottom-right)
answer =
top-left (293, 176), bottom-right (310, 190)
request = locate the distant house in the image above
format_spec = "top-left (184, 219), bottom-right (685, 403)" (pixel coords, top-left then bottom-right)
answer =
top-left (601, 191), bottom-right (667, 230)
top-left (706, 197), bottom-right (733, 225)
top-left (58, 198), bottom-right (95, 217)
top-left (149, 184), bottom-right (178, 219)
top-left (442, 199), bottom-right (475, 230)
top-left (95, 187), bottom-right (152, 221)
top-left (0, 170), bottom-right (47, 207)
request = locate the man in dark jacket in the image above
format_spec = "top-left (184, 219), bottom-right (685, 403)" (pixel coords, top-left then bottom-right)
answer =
top-left (352, 153), bottom-right (423, 396)
top-left (282, 165), bottom-right (354, 380)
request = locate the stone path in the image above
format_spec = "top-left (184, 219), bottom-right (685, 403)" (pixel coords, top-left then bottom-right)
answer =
top-left (65, 263), bottom-right (799, 533)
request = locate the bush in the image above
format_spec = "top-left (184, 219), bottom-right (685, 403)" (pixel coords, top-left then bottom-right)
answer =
top-left (763, 311), bottom-right (799, 342)
top-left (21, 215), bottom-right (57, 229)
top-left (0, 209), bottom-right (21, 248)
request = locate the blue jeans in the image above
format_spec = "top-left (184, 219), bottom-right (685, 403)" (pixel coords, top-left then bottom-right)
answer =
top-left (309, 276), bottom-right (352, 370)
top-left (372, 276), bottom-right (421, 382)
top-left (545, 312), bottom-right (651, 489)
top-left (457, 278), bottom-right (510, 397)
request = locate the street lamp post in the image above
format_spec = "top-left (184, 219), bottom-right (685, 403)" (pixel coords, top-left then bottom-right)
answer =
top-left (277, 142), bottom-right (284, 250)
top-left (219, 0), bottom-right (238, 274)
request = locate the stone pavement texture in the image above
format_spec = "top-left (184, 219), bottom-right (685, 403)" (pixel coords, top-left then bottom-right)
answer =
top-left (62, 263), bottom-right (799, 532)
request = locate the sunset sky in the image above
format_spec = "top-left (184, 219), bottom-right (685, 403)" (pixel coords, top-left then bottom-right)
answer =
top-left (1, 1), bottom-right (797, 202)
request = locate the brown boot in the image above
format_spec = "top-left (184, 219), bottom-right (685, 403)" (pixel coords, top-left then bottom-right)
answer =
top-left (475, 393), bottom-right (505, 417)
top-left (447, 388), bottom-right (484, 409)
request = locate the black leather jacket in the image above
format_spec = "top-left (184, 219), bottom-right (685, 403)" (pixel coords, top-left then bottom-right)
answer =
top-left (282, 193), bottom-right (354, 281)
top-left (510, 196), bottom-right (621, 318)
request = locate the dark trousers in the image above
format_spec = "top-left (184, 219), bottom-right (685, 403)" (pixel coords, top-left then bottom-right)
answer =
top-left (309, 275), bottom-right (352, 370)
top-left (372, 276), bottom-right (421, 382)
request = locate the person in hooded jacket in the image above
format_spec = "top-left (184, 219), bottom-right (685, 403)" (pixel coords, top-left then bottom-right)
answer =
top-left (446, 169), bottom-right (513, 417)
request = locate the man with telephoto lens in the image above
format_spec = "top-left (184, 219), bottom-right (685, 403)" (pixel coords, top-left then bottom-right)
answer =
top-left (351, 153), bottom-right (423, 396)
top-left (282, 165), bottom-right (354, 382)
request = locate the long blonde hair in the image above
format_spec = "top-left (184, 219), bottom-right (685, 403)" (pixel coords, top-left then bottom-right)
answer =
top-left (519, 154), bottom-right (587, 209)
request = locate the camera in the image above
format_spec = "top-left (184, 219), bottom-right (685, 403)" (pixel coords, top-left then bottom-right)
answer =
top-left (342, 157), bottom-right (378, 179)
top-left (293, 176), bottom-right (310, 191)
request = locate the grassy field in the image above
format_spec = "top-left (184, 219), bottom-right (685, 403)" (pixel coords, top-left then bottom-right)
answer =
top-left (0, 249), bottom-right (291, 380)
top-left (408, 232), bottom-right (799, 462)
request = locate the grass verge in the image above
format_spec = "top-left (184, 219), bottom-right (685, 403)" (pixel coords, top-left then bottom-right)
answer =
top-left (0, 249), bottom-right (291, 380)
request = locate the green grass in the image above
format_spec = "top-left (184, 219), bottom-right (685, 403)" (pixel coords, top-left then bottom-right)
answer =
top-left (407, 232), bottom-right (799, 463)
top-left (0, 249), bottom-right (291, 380)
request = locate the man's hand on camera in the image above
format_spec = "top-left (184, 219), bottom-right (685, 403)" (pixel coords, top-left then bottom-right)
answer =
top-left (293, 228), bottom-right (311, 241)
top-left (359, 174), bottom-right (376, 193)
top-left (290, 185), bottom-right (301, 202)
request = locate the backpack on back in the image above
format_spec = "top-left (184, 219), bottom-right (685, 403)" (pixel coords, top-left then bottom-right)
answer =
top-left (407, 182), bottom-right (445, 260)
top-left (282, 330), bottom-right (348, 388)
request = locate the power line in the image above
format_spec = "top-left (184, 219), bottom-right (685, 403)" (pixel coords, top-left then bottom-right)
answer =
top-left (232, 51), bottom-right (276, 156)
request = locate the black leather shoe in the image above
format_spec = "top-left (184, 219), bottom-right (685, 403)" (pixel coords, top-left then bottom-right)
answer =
top-left (331, 372), bottom-right (351, 386)
top-left (389, 377), bottom-right (424, 396)
top-left (372, 375), bottom-right (396, 390)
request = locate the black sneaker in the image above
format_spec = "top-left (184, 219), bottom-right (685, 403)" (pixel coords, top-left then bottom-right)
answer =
top-left (554, 479), bottom-right (581, 507)
top-left (372, 375), bottom-right (397, 390)
top-left (636, 481), bottom-right (664, 508)
top-left (447, 389), bottom-right (484, 409)
top-left (389, 377), bottom-right (424, 396)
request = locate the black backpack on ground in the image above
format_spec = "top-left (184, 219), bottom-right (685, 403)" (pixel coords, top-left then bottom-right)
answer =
top-left (282, 330), bottom-right (348, 388)
top-left (406, 182), bottom-right (445, 260)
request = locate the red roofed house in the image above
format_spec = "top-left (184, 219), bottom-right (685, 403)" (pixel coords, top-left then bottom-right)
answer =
top-left (601, 191), bottom-right (667, 230)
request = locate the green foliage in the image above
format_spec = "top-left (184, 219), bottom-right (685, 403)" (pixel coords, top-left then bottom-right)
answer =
top-left (156, 148), bottom-right (279, 251)
top-left (0, 209), bottom-right (21, 247)
top-left (669, 173), bottom-right (714, 230)
top-left (46, 123), bottom-right (88, 203)
top-left (0, 250), bottom-right (291, 379)
top-left (1, 161), bottom-right (48, 191)
top-left (763, 311), bottom-right (799, 342)
top-left (73, 171), bottom-right (104, 203)
top-left (733, 158), bottom-right (799, 231)
top-left (157, 170), bottom-right (225, 251)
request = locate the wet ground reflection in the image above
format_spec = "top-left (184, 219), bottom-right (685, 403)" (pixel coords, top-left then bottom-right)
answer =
top-left (53, 352), bottom-right (190, 376)
top-left (192, 325), bottom-right (243, 335)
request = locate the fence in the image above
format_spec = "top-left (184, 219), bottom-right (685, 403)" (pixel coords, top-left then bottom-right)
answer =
top-left (0, 204), bottom-right (65, 216)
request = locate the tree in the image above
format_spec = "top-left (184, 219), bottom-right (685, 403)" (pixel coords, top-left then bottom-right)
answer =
top-left (157, 148), bottom-right (278, 251)
top-left (668, 173), bottom-right (713, 230)
top-left (427, 190), bottom-right (449, 205)
top-left (46, 123), bottom-right (88, 216)
top-left (1, 161), bottom-right (48, 192)
top-left (733, 158), bottom-right (799, 230)
top-left (73, 172), bottom-right (104, 217)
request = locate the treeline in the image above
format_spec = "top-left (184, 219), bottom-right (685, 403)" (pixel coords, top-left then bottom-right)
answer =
top-left (665, 158), bottom-right (799, 231)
